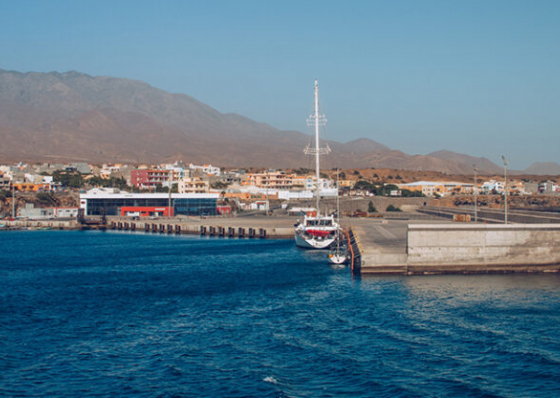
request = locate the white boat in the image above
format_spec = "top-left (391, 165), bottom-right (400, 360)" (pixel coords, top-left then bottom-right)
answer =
top-left (295, 214), bottom-right (338, 249)
top-left (294, 80), bottom-right (339, 249)
top-left (329, 251), bottom-right (347, 265)
top-left (328, 169), bottom-right (347, 264)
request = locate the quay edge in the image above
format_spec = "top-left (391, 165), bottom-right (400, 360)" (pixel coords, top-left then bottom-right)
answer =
top-left (354, 223), bottom-right (560, 275)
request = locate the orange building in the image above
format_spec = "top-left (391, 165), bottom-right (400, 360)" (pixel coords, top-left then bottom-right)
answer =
top-left (13, 182), bottom-right (52, 192)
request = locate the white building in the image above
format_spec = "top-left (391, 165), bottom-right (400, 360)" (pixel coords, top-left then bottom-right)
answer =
top-left (189, 163), bottom-right (221, 176)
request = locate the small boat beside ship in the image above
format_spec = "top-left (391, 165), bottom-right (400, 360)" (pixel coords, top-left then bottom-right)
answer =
top-left (328, 169), bottom-right (347, 264)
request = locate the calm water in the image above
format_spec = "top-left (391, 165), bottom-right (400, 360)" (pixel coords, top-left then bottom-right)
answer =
top-left (1, 231), bottom-right (560, 398)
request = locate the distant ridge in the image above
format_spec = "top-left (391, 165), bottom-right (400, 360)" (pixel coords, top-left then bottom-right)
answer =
top-left (0, 68), bottom-right (521, 174)
top-left (523, 162), bottom-right (560, 175)
top-left (428, 150), bottom-right (503, 174)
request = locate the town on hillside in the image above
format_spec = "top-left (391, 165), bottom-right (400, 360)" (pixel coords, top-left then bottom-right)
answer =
top-left (1, 161), bottom-right (559, 221)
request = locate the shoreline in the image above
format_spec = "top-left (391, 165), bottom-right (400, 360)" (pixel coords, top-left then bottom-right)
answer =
top-left (5, 215), bottom-right (560, 276)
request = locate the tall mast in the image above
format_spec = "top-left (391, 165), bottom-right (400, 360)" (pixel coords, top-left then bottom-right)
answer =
top-left (305, 79), bottom-right (330, 215)
top-left (314, 80), bottom-right (320, 213)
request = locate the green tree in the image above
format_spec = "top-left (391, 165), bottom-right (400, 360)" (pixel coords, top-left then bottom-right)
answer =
top-left (155, 184), bottom-right (169, 193)
top-left (377, 184), bottom-right (399, 196)
top-left (401, 189), bottom-right (424, 197)
top-left (36, 192), bottom-right (56, 205)
top-left (52, 170), bottom-right (84, 188)
top-left (386, 204), bottom-right (402, 212)
top-left (368, 201), bottom-right (377, 213)
top-left (353, 180), bottom-right (376, 192)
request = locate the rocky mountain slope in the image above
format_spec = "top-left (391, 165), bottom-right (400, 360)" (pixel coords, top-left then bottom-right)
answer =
top-left (0, 68), bottom-right (509, 174)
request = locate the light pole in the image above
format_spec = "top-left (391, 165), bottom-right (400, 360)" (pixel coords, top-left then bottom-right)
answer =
top-left (168, 171), bottom-right (173, 218)
top-left (473, 165), bottom-right (478, 223)
top-left (11, 175), bottom-right (15, 220)
top-left (501, 155), bottom-right (508, 224)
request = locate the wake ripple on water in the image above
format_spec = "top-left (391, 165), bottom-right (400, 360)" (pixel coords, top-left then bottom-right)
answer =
top-left (1, 232), bottom-right (560, 397)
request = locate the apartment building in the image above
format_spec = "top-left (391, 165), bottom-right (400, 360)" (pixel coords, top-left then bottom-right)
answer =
top-left (397, 181), bottom-right (474, 197)
top-left (244, 171), bottom-right (296, 189)
top-left (178, 177), bottom-right (209, 194)
top-left (131, 169), bottom-right (180, 189)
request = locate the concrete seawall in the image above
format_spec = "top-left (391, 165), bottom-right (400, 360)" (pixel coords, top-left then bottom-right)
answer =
top-left (407, 224), bottom-right (560, 273)
top-left (2, 219), bottom-right (80, 229)
top-left (358, 222), bottom-right (560, 274)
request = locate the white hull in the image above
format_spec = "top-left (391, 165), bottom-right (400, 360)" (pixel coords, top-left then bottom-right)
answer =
top-left (295, 232), bottom-right (336, 249)
top-left (328, 253), bottom-right (347, 265)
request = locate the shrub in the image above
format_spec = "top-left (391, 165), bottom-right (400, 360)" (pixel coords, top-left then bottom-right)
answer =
top-left (36, 192), bottom-right (56, 205)
top-left (386, 204), bottom-right (401, 212)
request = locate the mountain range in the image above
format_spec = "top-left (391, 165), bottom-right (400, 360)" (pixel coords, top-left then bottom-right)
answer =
top-left (0, 68), bottom-right (558, 175)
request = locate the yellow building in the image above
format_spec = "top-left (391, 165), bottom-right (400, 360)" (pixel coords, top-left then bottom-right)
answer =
top-left (244, 171), bottom-right (296, 189)
top-left (178, 177), bottom-right (209, 194)
top-left (397, 181), bottom-right (474, 197)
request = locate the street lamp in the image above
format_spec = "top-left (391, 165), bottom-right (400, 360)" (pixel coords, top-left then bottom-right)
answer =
top-left (11, 175), bottom-right (15, 219)
top-left (501, 155), bottom-right (509, 224)
top-left (473, 165), bottom-right (478, 223)
top-left (168, 171), bottom-right (174, 218)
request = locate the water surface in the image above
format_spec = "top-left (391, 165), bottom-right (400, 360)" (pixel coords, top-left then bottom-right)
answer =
top-left (1, 231), bottom-right (559, 397)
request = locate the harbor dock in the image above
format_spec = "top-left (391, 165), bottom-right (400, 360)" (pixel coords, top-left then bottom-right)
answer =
top-left (348, 217), bottom-right (560, 274)
top-left (5, 209), bottom-right (560, 275)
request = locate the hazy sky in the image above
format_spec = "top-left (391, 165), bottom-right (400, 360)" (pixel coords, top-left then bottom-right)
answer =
top-left (1, 0), bottom-right (559, 169)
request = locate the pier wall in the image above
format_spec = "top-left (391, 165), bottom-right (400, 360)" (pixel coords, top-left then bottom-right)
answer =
top-left (407, 224), bottom-right (560, 273)
top-left (4, 219), bottom-right (78, 229)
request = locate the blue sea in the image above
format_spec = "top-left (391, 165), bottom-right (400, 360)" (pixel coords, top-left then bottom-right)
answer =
top-left (1, 230), bottom-right (560, 397)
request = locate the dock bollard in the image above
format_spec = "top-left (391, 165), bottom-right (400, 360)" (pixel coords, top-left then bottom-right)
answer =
top-left (111, 221), bottom-right (116, 229)
top-left (228, 227), bottom-right (235, 237)
top-left (248, 228), bottom-right (255, 238)
top-left (167, 224), bottom-right (173, 234)
top-left (124, 222), bottom-right (129, 230)
top-left (209, 226), bottom-right (216, 236)
top-left (175, 225), bottom-right (181, 234)
top-left (200, 226), bottom-right (206, 236)
top-left (145, 223), bottom-right (150, 232)
top-left (259, 228), bottom-right (266, 239)
top-left (218, 226), bottom-right (225, 237)
top-left (152, 224), bottom-right (158, 233)
top-left (238, 227), bottom-right (245, 238)
top-left (131, 223), bottom-right (136, 231)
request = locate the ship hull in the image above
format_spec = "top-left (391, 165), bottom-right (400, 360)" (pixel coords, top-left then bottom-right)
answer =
top-left (295, 230), bottom-right (336, 249)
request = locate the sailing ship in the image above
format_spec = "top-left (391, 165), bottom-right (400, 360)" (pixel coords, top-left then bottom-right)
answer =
top-left (294, 80), bottom-right (340, 249)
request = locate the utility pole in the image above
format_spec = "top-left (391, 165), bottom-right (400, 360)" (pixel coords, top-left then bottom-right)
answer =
top-left (168, 171), bottom-right (173, 218)
top-left (501, 155), bottom-right (509, 224)
top-left (11, 175), bottom-right (15, 219)
top-left (473, 165), bottom-right (478, 223)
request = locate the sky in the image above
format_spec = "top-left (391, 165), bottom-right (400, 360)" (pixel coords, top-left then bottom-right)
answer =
top-left (1, 0), bottom-right (559, 169)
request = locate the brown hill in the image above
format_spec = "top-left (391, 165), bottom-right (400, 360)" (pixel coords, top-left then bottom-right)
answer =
top-left (428, 150), bottom-right (503, 174)
top-left (523, 162), bottom-right (560, 175)
top-left (0, 68), bottom-right (500, 173)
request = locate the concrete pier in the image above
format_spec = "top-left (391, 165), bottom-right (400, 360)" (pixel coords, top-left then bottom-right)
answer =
top-left (351, 219), bottom-right (560, 274)
top-left (106, 215), bottom-right (295, 239)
